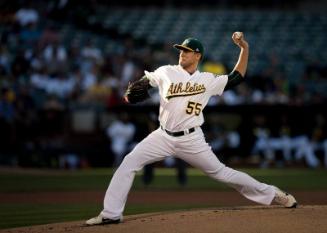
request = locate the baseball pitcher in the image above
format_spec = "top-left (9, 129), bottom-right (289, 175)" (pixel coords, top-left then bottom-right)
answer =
top-left (86, 32), bottom-right (297, 226)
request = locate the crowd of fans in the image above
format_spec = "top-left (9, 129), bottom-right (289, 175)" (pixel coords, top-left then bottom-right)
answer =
top-left (0, 1), bottom-right (326, 168)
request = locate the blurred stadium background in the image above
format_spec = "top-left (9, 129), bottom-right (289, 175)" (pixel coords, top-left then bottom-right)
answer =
top-left (0, 0), bottom-right (327, 170)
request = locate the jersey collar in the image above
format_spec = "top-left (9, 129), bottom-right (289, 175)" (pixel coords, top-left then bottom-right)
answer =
top-left (178, 65), bottom-right (199, 76)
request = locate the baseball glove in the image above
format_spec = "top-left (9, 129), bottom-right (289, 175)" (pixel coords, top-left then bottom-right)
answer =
top-left (124, 77), bottom-right (151, 104)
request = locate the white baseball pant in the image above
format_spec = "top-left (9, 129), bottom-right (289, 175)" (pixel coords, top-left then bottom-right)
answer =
top-left (101, 127), bottom-right (276, 219)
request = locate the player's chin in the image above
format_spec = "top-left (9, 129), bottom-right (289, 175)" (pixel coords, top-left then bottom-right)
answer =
top-left (179, 60), bottom-right (187, 68)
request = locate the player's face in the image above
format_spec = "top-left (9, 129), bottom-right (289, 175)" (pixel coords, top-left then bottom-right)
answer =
top-left (178, 50), bottom-right (201, 68)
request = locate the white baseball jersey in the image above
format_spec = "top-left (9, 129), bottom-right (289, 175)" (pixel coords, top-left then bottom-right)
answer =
top-left (145, 65), bottom-right (228, 131)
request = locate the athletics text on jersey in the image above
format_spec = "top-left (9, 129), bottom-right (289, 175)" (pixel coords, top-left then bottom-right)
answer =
top-left (145, 65), bottom-right (228, 131)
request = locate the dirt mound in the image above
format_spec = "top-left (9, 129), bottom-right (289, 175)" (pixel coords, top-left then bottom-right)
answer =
top-left (1, 205), bottom-right (326, 233)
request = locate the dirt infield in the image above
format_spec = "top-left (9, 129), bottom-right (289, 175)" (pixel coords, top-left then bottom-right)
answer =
top-left (1, 205), bottom-right (326, 233)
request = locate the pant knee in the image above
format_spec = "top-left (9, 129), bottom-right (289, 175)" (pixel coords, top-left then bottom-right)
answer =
top-left (119, 153), bottom-right (144, 173)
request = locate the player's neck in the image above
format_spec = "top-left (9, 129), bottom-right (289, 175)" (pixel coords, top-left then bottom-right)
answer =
top-left (181, 64), bottom-right (198, 75)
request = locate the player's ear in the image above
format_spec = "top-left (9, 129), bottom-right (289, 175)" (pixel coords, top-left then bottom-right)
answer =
top-left (196, 53), bottom-right (202, 61)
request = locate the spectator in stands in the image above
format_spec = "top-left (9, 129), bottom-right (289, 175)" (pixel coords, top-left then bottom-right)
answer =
top-left (81, 39), bottom-right (103, 65)
top-left (11, 49), bottom-right (30, 78)
top-left (43, 40), bottom-right (68, 73)
top-left (80, 39), bottom-right (103, 77)
top-left (79, 76), bottom-right (111, 107)
top-left (15, 1), bottom-right (39, 28)
top-left (0, 45), bottom-right (10, 74)
top-left (0, 88), bottom-right (16, 165)
top-left (0, 88), bottom-right (15, 123)
top-left (30, 66), bottom-right (49, 91)
top-left (121, 55), bottom-right (137, 89)
top-left (38, 24), bottom-right (61, 49)
top-left (44, 72), bottom-right (76, 99)
top-left (19, 20), bottom-right (41, 47)
top-left (80, 64), bottom-right (97, 91)
top-left (47, 0), bottom-right (72, 21)
top-left (106, 86), bottom-right (125, 108)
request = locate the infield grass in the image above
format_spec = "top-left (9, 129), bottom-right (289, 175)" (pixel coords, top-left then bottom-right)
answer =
top-left (0, 168), bottom-right (326, 192)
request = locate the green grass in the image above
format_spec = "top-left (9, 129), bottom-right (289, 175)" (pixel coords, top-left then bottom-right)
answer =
top-left (0, 168), bottom-right (326, 229)
top-left (0, 203), bottom-right (99, 229)
top-left (1, 168), bottom-right (326, 192)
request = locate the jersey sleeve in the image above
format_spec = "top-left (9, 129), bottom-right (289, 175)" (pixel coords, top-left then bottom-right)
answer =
top-left (144, 66), bottom-right (164, 87)
top-left (207, 74), bottom-right (228, 96)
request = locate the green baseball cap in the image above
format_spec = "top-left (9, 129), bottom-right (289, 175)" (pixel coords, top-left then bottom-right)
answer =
top-left (173, 38), bottom-right (204, 56)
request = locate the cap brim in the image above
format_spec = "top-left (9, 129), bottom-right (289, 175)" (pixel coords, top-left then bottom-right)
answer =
top-left (173, 44), bottom-right (194, 52)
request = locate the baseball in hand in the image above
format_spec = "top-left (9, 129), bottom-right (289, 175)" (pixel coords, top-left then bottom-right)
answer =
top-left (234, 32), bottom-right (243, 40)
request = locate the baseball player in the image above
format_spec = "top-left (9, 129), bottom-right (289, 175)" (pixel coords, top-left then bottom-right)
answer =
top-left (86, 32), bottom-right (297, 226)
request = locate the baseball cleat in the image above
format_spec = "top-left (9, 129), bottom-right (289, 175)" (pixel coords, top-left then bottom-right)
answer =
top-left (85, 215), bottom-right (121, 226)
top-left (273, 187), bottom-right (297, 208)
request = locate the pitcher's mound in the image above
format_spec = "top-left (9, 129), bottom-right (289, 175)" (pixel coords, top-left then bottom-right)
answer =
top-left (2, 205), bottom-right (326, 233)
